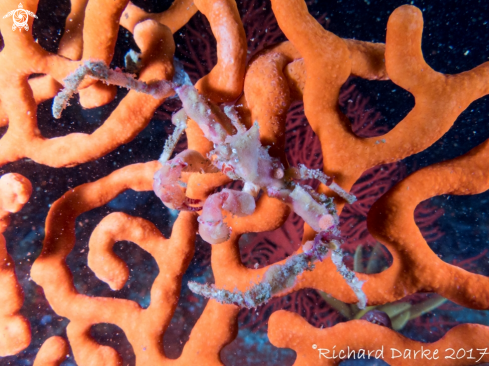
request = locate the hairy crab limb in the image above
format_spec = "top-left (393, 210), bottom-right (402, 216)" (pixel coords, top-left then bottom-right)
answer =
top-left (175, 84), bottom-right (237, 144)
top-left (188, 240), bottom-right (333, 308)
top-left (267, 183), bottom-right (340, 252)
top-left (288, 184), bottom-right (339, 233)
top-left (331, 249), bottom-right (367, 309)
top-left (53, 60), bottom-right (176, 119)
top-left (159, 109), bottom-right (188, 164)
top-left (153, 149), bottom-right (217, 211)
top-left (271, 183), bottom-right (343, 262)
top-left (223, 105), bottom-right (248, 134)
top-left (189, 238), bottom-right (367, 309)
top-left (290, 164), bottom-right (357, 204)
top-left (198, 189), bottom-right (256, 244)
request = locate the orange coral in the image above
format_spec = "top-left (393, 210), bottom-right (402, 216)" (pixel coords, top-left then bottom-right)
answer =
top-left (31, 162), bottom-right (238, 365)
top-left (0, 0), bottom-right (175, 167)
top-left (252, 0), bottom-right (489, 308)
top-left (269, 311), bottom-right (489, 365)
top-left (0, 173), bottom-right (32, 357)
top-left (0, 0), bottom-right (489, 365)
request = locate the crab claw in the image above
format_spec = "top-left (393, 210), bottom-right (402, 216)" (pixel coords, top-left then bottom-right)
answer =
top-left (185, 197), bottom-right (202, 205)
top-left (181, 197), bottom-right (203, 212)
top-left (153, 160), bottom-right (188, 210)
top-left (198, 189), bottom-right (255, 244)
top-left (153, 149), bottom-right (216, 210)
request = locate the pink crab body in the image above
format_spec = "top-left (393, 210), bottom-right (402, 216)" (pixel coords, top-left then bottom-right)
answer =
top-left (215, 123), bottom-right (285, 190)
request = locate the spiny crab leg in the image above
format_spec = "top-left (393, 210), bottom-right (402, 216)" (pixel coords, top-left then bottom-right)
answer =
top-left (289, 164), bottom-right (357, 204)
top-left (159, 109), bottom-right (188, 164)
top-left (52, 60), bottom-right (176, 119)
top-left (175, 84), bottom-right (237, 143)
top-left (189, 238), bottom-right (367, 310)
top-left (310, 231), bottom-right (342, 261)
